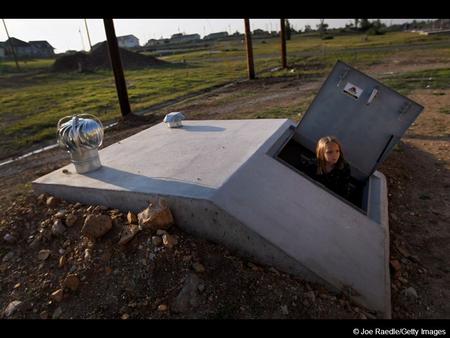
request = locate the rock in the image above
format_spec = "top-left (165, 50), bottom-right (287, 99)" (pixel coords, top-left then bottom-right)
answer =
top-left (0, 264), bottom-right (7, 272)
top-left (38, 249), bottom-right (51, 261)
top-left (3, 300), bottom-right (23, 317)
top-left (269, 267), bottom-right (280, 275)
top-left (361, 311), bottom-right (377, 319)
top-left (138, 198), bottom-right (174, 231)
top-left (281, 305), bottom-right (289, 315)
top-left (304, 291), bottom-right (316, 303)
top-left (54, 210), bottom-right (66, 219)
top-left (171, 274), bottom-right (201, 313)
top-left (58, 256), bottom-right (66, 268)
top-left (65, 214), bottom-right (78, 227)
top-left (84, 249), bottom-right (92, 261)
top-left (50, 289), bottom-right (64, 302)
top-left (402, 287), bottom-right (418, 299)
top-left (398, 277), bottom-right (408, 284)
top-left (52, 307), bottom-right (63, 319)
top-left (396, 245), bottom-right (411, 258)
top-left (29, 237), bottom-right (40, 249)
top-left (121, 313), bottom-right (129, 320)
top-left (391, 213), bottom-right (398, 221)
top-left (192, 262), bottom-right (205, 273)
top-left (157, 304), bottom-right (168, 311)
top-left (197, 283), bottom-right (205, 293)
top-left (409, 255), bottom-right (421, 264)
top-left (46, 196), bottom-right (60, 209)
top-left (390, 259), bottom-right (401, 272)
top-left (52, 219), bottom-right (66, 236)
top-left (127, 212), bottom-right (138, 224)
top-left (118, 223), bottom-right (141, 245)
top-left (63, 274), bottom-right (80, 291)
top-left (156, 229), bottom-right (167, 236)
top-left (37, 193), bottom-right (48, 204)
top-left (151, 236), bottom-right (162, 246)
top-left (247, 262), bottom-right (260, 271)
top-left (162, 234), bottom-right (178, 249)
top-left (81, 214), bottom-right (112, 239)
top-left (3, 233), bottom-right (16, 244)
top-left (2, 251), bottom-right (15, 262)
top-left (39, 310), bottom-right (48, 319)
top-left (93, 205), bottom-right (108, 213)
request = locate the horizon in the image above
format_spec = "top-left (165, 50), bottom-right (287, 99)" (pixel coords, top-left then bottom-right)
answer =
top-left (0, 19), bottom-right (427, 54)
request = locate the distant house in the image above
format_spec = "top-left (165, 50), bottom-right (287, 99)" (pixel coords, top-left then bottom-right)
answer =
top-left (29, 41), bottom-right (55, 58)
top-left (145, 39), bottom-right (160, 47)
top-left (4, 37), bottom-right (32, 58)
top-left (252, 29), bottom-right (272, 38)
top-left (203, 32), bottom-right (229, 40)
top-left (117, 35), bottom-right (140, 48)
top-left (170, 33), bottom-right (201, 44)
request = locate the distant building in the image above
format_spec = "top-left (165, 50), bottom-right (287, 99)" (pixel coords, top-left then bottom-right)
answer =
top-left (4, 37), bottom-right (32, 58)
top-left (203, 31), bottom-right (229, 40)
top-left (252, 29), bottom-right (272, 38)
top-left (1, 38), bottom-right (55, 58)
top-left (117, 35), bottom-right (140, 48)
top-left (145, 39), bottom-right (160, 47)
top-left (29, 40), bottom-right (55, 58)
top-left (170, 33), bottom-right (201, 44)
top-left (144, 38), bottom-right (170, 47)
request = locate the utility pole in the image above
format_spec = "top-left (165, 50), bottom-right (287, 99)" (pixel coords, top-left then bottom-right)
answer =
top-left (84, 19), bottom-right (92, 51)
top-left (280, 19), bottom-right (287, 69)
top-left (2, 19), bottom-right (20, 70)
top-left (244, 19), bottom-right (255, 80)
top-left (103, 18), bottom-right (131, 117)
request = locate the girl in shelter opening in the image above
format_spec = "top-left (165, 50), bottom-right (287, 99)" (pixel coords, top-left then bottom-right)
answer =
top-left (307, 136), bottom-right (351, 199)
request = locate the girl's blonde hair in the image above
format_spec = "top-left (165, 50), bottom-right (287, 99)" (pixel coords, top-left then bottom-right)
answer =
top-left (316, 136), bottom-right (345, 175)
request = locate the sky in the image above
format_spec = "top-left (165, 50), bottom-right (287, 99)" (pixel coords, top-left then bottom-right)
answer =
top-left (0, 19), bottom-right (421, 54)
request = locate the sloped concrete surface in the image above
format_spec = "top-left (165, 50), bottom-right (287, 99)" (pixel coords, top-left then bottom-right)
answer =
top-left (33, 119), bottom-right (390, 317)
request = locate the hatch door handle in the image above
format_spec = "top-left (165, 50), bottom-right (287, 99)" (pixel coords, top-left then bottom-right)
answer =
top-left (366, 87), bottom-right (379, 105)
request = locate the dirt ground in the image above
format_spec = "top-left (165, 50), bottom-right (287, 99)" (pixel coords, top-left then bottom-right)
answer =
top-left (0, 60), bottom-right (449, 320)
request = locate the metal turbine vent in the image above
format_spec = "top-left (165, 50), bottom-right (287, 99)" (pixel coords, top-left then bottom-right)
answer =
top-left (57, 114), bottom-right (104, 173)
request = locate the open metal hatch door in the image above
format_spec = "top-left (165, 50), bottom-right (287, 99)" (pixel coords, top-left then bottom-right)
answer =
top-left (294, 60), bottom-right (424, 181)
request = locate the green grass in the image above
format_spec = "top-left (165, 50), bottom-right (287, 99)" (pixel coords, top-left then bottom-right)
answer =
top-left (381, 68), bottom-right (450, 95)
top-left (0, 58), bottom-right (55, 74)
top-left (1, 31), bottom-right (450, 159)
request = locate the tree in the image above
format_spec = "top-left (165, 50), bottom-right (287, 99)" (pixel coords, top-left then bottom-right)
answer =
top-left (354, 19), bottom-right (359, 30)
top-left (304, 24), bottom-right (312, 33)
top-left (359, 19), bottom-right (371, 31)
top-left (317, 19), bottom-right (328, 36)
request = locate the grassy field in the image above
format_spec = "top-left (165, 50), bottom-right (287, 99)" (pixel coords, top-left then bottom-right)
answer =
top-left (0, 31), bottom-right (450, 160)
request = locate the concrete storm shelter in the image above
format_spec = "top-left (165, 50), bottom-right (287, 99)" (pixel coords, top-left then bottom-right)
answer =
top-left (33, 61), bottom-right (423, 318)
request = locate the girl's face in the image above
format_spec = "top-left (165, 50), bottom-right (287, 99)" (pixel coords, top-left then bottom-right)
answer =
top-left (324, 142), bottom-right (340, 165)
